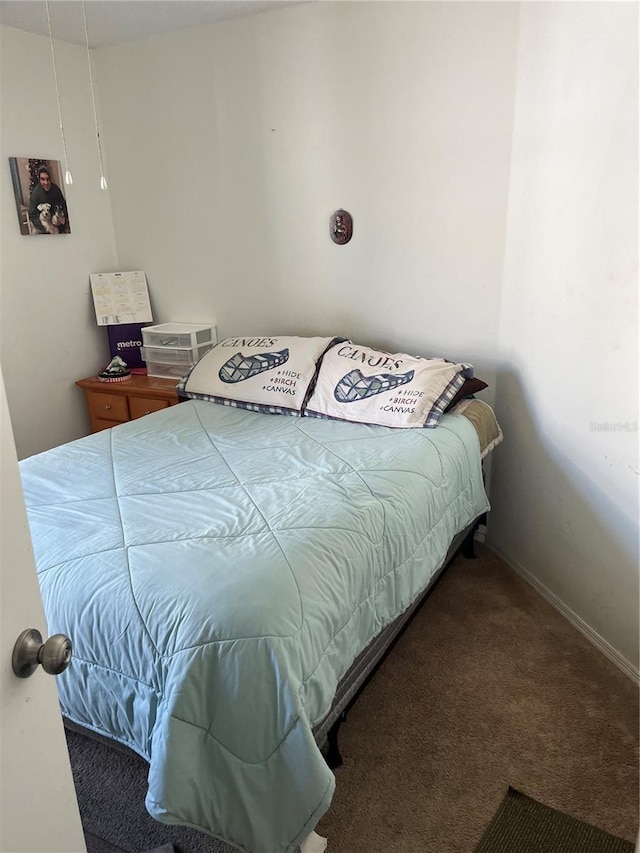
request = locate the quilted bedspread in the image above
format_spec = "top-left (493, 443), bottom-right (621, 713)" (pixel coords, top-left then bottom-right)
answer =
top-left (19, 400), bottom-right (489, 853)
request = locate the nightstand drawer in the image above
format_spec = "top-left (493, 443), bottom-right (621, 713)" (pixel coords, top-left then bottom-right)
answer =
top-left (76, 374), bottom-right (179, 434)
top-left (129, 396), bottom-right (170, 419)
top-left (88, 392), bottom-right (129, 423)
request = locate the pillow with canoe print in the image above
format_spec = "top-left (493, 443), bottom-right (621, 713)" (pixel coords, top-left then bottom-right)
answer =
top-left (304, 342), bottom-right (473, 428)
top-left (178, 335), bottom-right (342, 415)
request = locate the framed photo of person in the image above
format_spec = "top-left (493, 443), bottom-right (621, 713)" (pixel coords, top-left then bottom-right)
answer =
top-left (8, 157), bottom-right (71, 236)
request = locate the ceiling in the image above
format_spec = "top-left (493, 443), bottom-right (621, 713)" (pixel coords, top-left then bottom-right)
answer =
top-left (0, 1), bottom-right (309, 48)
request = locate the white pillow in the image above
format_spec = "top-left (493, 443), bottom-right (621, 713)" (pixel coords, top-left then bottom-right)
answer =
top-left (179, 335), bottom-right (340, 415)
top-left (304, 342), bottom-right (473, 428)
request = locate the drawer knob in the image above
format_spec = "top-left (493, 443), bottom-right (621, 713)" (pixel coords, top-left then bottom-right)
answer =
top-left (144, 410), bottom-right (151, 415)
top-left (104, 404), bottom-right (112, 410)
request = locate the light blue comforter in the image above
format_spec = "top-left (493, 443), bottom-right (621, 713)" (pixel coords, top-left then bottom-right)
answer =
top-left (20, 401), bottom-right (489, 853)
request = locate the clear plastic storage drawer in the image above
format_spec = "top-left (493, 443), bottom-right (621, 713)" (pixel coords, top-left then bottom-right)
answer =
top-left (142, 323), bottom-right (217, 349)
top-left (144, 361), bottom-right (194, 380)
top-left (141, 342), bottom-right (212, 364)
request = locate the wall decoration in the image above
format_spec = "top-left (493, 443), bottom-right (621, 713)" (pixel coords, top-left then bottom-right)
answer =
top-left (8, 157), bottom-right (71, 236)
top-left (330, 209), bottom-right (353, 245)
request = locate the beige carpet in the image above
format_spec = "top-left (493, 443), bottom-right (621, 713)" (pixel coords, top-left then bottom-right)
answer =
top-left (316, 547), bottom-right (639, 852)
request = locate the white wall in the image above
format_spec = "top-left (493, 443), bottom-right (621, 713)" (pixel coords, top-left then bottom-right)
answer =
top-left (94, 1), bottom-right (519, 382)
top-left (0, 25), bottom-right (118, 459)
top-left (490, 2), bottom-right (639, 668)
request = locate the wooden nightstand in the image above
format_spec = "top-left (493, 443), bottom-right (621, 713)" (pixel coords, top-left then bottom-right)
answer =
top-left (76, 374), bottom-right (180, 433)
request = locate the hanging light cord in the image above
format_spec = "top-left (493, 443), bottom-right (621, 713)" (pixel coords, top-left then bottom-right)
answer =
top-left (45, 0), bottom-right (72, 184)
top-left (82, 0), bottom-right (108, 189)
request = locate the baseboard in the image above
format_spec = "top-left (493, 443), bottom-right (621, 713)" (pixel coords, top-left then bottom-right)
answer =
top-left (487, 539), bottom-right (639, 686)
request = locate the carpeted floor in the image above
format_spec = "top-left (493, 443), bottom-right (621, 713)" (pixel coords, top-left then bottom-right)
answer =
top-left (314, 547), bottom-right (638, 851)
top-left (73, 547), bottom-right (638, 853)
top-left (83, 832), bottom-right (127, 853)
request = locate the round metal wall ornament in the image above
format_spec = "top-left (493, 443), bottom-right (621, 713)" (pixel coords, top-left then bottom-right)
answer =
top-left (330, 209), bottom-right (353, 245)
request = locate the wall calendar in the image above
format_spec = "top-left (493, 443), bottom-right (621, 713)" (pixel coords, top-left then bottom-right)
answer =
top-left (90, 270), bottom-right (153, 326)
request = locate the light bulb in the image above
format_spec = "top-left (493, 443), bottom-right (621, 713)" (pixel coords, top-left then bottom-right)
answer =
top-left (64, 170), bottom-right (73, 185)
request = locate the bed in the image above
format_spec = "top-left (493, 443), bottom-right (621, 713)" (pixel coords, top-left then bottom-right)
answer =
top-left (19, 336), bottom-right (501, 853)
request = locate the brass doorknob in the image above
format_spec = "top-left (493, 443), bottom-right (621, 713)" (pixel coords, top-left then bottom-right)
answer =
top-left (12, 628), bottom-right (72, 678)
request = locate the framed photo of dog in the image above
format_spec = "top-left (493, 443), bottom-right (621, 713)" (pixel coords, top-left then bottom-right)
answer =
top-left (8, 157), bottom-right (71, 236)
